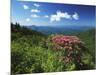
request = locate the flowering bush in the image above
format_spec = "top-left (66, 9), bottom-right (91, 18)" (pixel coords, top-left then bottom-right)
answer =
top-left (42, 34), bottom-right (94, 70)
top-left (52, 35), bottom-right (83, 50)
top-left (49, 35), bottom-right (85, 68)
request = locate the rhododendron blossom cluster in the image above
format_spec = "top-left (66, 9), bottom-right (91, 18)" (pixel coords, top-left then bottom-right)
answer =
top-left (51, 35), bottom-right (84, 64)
top-left (52, 35), bottom-right (83, 50)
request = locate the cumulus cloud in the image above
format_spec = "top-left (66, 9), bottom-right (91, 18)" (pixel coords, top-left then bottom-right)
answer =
top-left (30, 9), bottom-right (40, 13)
top-left (50, 11), bottom-right (72, 22)
top-left (23, 4), bottom-right (29, 10)
top-left (72, 12), bottom-right (79, 20)
top-left (31, 14), bottom-right (39, 18)
top-left (33, 3), bottom-right (40, 7)
top-left (44, 15), bottom-right (49, 18)
top-left (26, 18), bottom-right (30, 22)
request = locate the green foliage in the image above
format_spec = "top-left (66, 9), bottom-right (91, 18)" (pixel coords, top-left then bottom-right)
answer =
top-left (77, 29), bottom-right (96, 65)
top-left (11, 23), bottom-right (96, 74)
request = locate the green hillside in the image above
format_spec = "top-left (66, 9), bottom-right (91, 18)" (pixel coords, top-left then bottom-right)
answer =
top-left (11, 23), bottom-right (96, 75)
top-left (77, 29), bottom-right (96, 63)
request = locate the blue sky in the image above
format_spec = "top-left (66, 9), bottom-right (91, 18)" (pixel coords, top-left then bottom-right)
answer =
top-left (11, 0), bottom-right (96, 27)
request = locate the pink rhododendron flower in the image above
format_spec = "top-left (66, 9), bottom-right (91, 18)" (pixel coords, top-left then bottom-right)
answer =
top-left (52, 35), bottom-right (82, 50)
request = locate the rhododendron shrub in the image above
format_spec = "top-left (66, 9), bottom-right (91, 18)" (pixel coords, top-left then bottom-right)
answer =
top-left (52, 35), bottom-right (83, 50)
top-left (46, 35), bottom-right (91, 70)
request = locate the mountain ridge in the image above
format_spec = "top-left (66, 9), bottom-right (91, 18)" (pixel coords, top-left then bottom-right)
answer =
top-left (26, 25), bottom-right (95, 35)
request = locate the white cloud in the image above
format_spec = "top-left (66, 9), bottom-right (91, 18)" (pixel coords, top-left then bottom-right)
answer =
top-left (72, 12), bottom-right (79, 20)
top-left (30, 9), bottom-right (40, 13)
top-left (44, 15), bottom-right (49, 18)
top-left (33, 3), bottom-right (40, 7)
top-left (50, 15), bottom-right (60, 22)
top-left (57, 11), bottom-right (72, 19)
top-left (31, 14), bottom-right (39, 18)
top-left (26, 18), bottom-right (30, 22)
top-left (50, 11), bottom-right (71, 22)
top-left (23, 4), bottom-right (29, 10)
